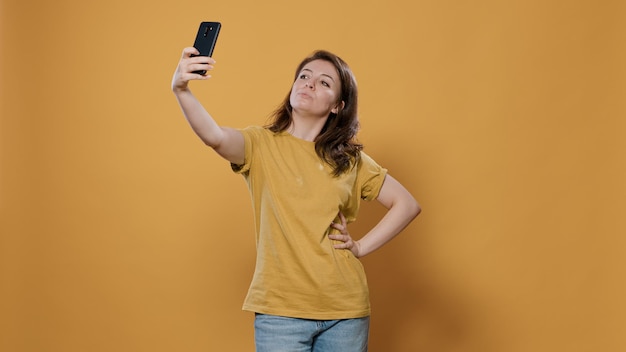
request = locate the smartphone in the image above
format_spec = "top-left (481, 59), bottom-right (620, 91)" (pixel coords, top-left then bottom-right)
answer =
top-left (191, 21), bottom-right (221, 75)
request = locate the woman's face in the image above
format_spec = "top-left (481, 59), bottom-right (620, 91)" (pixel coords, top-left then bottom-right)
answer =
top-left (289, 59), bottom-right (343, 118)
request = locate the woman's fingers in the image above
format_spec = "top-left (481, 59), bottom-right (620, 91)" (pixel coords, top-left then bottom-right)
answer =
top-left (330, 222), bottom-right (345, 233)
top-left (172, 48), bottom-right (217, 91)
top-left (330, 211), bottom-right (347, 232)
top-left (338, 211), bottom-right (347, 225)
top-left (329, 211), bottom-right (352, 247)
top-left (182, 46), bottom-right (200, 58)
top-left (328, 211), bottom-right (361, 257)
top-left (181, 48), bottom-right (216, 73)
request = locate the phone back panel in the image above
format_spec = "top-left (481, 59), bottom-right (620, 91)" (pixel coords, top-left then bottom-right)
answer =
top-left (193, 22), bottom-right (221, 57)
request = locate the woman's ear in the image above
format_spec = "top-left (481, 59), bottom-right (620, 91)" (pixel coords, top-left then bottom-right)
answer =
top-left (331, 101), bottom-right (346, 114)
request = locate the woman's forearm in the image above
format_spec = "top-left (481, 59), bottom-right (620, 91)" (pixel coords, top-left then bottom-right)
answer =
top-left (356, 197), bottom-right (420, 257)
top-left (355, 175), bottom-right (421, 257)
top-left (171, 48), bottom-right (244, 164)
top-left (174, 88), bottom-right (225, 148)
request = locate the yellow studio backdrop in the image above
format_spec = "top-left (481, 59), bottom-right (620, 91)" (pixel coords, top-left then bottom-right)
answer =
top-left (1, 0), bottom-right (625, 351)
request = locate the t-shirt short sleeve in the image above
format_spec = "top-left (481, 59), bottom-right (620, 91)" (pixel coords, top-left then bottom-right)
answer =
top-left (357, 152), bottom-right (388, 201)
top-left (230, 126), bottom-right (258, 174)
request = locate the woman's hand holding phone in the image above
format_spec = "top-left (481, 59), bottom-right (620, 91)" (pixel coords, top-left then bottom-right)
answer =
top-left (171, 47), bottom-right (216, 92)
top-left (171, 21), bottom-right (221, 92)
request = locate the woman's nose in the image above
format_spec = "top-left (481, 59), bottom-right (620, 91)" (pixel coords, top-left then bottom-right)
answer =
top-left (305, 80), bottom-right (314, 89)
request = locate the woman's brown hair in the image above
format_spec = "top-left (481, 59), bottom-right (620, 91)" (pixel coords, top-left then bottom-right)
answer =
top-left (266, 50), bottom-right (362, 177)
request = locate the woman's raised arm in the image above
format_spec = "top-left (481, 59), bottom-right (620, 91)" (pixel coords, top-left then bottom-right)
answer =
top-left (171, 47), bottom-right (244, 164)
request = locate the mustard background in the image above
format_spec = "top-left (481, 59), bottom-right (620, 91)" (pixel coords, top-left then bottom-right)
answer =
top-left (1, 0), bottom-right (625, 351)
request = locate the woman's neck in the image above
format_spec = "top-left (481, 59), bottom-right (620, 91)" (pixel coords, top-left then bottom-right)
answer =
top-left (287, 113), bottom-right (328, 142)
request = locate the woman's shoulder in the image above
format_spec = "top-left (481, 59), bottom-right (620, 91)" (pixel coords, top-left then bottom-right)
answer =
top-left (358, 150), bottom-right (374, 162)
top-left (241, 126), bottom-right (293, 147)
top-left (357, 150), bottom-right (385, 169)
top-left (240, 125), bottom-right (273, 138)
top-left (241, 125), bottom-right (266, 133)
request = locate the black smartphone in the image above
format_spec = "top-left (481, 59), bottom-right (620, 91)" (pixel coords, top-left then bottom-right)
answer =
top-left (191, 21), bottom-right (221, 75)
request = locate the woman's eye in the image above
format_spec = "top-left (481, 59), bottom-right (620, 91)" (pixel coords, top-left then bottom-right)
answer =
top-left (299, 74), bottom-right (308, 79)
top-left (321, 81), bottom-right (330, 87)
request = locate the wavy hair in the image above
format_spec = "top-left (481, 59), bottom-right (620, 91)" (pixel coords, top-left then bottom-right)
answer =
top-left (266, 50), bottom-right (362, 177)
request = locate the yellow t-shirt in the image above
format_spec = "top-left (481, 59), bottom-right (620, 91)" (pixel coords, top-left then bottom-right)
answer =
top-left (232, 126), bottom-right (387, 320)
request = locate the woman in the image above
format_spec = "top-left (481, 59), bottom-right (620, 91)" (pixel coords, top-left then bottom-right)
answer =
top-left (172, 47), bottom-right (421, 352)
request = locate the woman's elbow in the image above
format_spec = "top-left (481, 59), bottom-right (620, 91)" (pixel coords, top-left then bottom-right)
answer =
top-left (408, 197), bottom-right (421, 220)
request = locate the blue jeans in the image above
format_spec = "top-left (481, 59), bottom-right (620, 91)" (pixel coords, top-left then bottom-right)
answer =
top-left (254, 313), bottom-right (369, 352)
